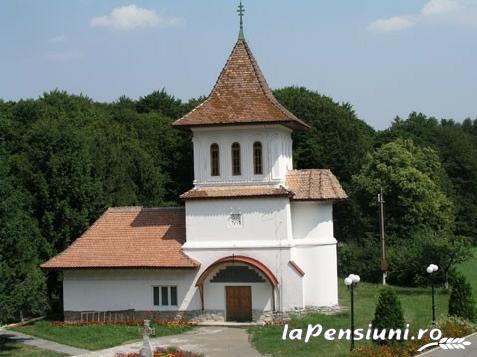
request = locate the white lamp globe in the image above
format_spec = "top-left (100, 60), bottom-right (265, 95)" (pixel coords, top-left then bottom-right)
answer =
top-left (427, 266), bottom-right (434, 274)
top-left (351, 274), bottom-right (360, 284)
top-left (431, 264), bottom-right (439, 272)
top-left (344, 277), bottom-right (353, 286)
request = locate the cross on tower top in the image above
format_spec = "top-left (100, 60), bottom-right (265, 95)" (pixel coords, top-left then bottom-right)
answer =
top-left (237, 1), bottom-right (245, 40)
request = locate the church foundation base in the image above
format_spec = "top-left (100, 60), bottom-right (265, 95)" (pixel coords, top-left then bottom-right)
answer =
top-left (63, 306), bottom-right (344, 323)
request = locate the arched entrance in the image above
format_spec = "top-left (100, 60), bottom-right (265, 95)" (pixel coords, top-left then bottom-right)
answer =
top-left (196, 255), bottom-right (278, 321)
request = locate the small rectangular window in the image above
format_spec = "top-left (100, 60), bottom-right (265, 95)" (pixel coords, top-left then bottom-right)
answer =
top-left (161, 286), bottom-right (169, 306)
top-left (170, 286), bottom-right (178, 306)
top-left (153, 287), bottom-right (160, 306)
top-left (153, 286), bottom-right (178, 307)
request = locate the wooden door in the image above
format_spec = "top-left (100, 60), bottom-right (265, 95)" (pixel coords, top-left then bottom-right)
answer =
top-left (226, 286), bottom-right (252, 322)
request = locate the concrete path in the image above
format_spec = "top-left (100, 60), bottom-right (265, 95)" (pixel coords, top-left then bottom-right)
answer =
top-left (77, 326), bottom-right (262, 357)
top-left (0, 328), bottom-right (89, 356)
top-left (420, 333), bottom-right (477, 357)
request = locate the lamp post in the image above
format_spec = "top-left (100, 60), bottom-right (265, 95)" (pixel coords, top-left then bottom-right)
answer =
top-left (345, 273), bottom-right (360, 351)
top-left (426, 264), bottom-right (439, 325)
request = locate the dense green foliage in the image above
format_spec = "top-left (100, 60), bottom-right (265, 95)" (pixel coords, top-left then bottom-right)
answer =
top-left (0, 86), bottom-right (476, 323)
top-left (371, 288), bottom-right (405, 342)
top-left (448, 274), bottom-right (476, 321)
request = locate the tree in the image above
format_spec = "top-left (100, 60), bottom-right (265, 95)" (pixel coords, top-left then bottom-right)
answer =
top-left (387, 230), bottom-right (471, 286)
top-left (136, 89), bottom-right (185, 118)
top-left (377, 113), bottom-right (477, 240)
top-left (273, 86), bottom-right (375, 242)
top-left (0, 158), bottom-right (48, 323)
top-left (372, 288), bottom-right (405, 343)
top-left (352, 138), bottom-right (454, 240)
top-left (274, 86), bottom-right (374, 183)
top-left (448, 273), bottom-right (476, 322)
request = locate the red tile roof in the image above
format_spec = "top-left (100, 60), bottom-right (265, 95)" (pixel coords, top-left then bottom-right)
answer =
top-left (41, 207), bottom-right (199, 270)
top-left (173, 39), bottom-right (309, 130)
top-left (180, 185), bottom-right (292, 200)
top-left (180, 169), bottom-right (346, 201)
top-left (286, 169), bottom-right (348, 201)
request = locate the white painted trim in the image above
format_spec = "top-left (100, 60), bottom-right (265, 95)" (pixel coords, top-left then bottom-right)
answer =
top-left (182, 238), bottom-right (337, 250)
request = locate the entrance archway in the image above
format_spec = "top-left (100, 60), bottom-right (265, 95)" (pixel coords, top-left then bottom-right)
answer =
top-left (196, 255), bottom-right (278, 317)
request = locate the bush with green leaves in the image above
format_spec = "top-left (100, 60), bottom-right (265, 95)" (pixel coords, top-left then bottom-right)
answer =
top-left (448, 274), bottom-right (476, 322)
top-left (371, 288), bottom-right (405, 343)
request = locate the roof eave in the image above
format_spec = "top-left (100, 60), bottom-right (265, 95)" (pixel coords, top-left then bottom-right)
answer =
top-left (180, 193), bottom-right (293, 201)
top-left (172, 120), bottom-right (309, 130)
top-left (41, 265), bottom-right (200, 271)
top-left (290, 197), bottom-right (348, 202)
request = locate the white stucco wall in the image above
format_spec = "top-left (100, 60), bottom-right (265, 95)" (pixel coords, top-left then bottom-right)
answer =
top-left (184, 198), bottom-right (292, 243)
top-left (63, 199), bottom-right (339, 314)
top-left (191, 125), bottom-right (293, 185)
top-left (290, 201), bottom-right (338, 306)
top-left (294, 243), bottom-right (338, 307)
top-left (63, 270), bottom-right (200, 312)
top-left (291, 201), bottom-right (334, 240)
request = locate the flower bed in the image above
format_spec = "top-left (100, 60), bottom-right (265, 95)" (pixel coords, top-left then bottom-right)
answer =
top-left (50, 319), bottom-right (196, 328)
top-left (351, 317), bottom-right (476, 357)
top-left (117, 346), bottom-right (203, 357)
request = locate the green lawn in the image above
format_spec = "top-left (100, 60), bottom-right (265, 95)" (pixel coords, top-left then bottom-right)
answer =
top-left (250, 282), bottom-right (450, 357)
top-left (0, 336), bottom-right (65, 357)
top-left (458, 247), bottom-right (477, 296)
top-left (11, 320), bottom-right (193, 350)
top-left (250, 247), bottom-right (477, 357)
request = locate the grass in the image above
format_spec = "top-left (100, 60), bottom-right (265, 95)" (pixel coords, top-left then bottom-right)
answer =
top-left (11, 321), bottom-right (193, 351)
top-left (457, 247), bottom-right (477, 296)
top-left (250, 282), bottom-right (450, 357)
top-left (250, 248), bottom-right (477, 357)
top-left (0, 336), bottom-right (65, 357)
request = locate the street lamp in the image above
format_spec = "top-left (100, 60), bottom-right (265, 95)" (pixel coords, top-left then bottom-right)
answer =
top-left (426, 264), bottom-right (439, 324)
top-left (345, 273), bottom-right (360, 351)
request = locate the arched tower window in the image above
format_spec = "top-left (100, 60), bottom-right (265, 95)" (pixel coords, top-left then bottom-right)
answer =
top-left (231, 142), bottom-right (241, 176)
top-left (210, 143), bottom-right (220, 176)
top-left (253, 142), bottom-right (263, 175)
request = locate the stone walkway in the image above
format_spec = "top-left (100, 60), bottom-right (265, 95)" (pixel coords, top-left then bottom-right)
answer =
top-left (419, 333), bottom-right (476, 357)
top-left (77, 326), bottom-right (262, 357)
top-left (0, 328), bottom-right (89, 356)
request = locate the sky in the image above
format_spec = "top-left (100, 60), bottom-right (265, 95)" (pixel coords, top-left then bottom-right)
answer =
top-left (1, 0), bottom-right (476, 129)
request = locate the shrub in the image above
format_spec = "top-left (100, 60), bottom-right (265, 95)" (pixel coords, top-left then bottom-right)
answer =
top-left (351, 336), bottom-right (431, 357)
top-left (371, 288), bottom-right (405, 343)
top-left (338, 239), bottom-right (381, 283)
top-left (438, 316), bottom-right (476, 337)
top-left (448, 274), bottom-right (476, 322)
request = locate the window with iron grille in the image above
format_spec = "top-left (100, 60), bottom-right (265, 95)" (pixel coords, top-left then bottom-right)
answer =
top-left (231, 142), bottom-right (241, 176)
top-left (229, 213), bottom-right (242, 227)
top-left (210, 143), bottom-right (220, 176)
top-left (253, 142), bottom-right (263, 175)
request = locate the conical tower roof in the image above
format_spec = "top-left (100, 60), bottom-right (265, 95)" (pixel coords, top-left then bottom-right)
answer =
top-left (173, 39), bottom-right (309, 130)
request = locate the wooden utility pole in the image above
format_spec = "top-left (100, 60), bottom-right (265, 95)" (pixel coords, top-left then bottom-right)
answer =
top-left (378, 188), bottom-right (387, 285)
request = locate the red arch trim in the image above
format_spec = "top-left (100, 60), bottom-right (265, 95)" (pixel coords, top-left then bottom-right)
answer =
top-left (195, 255), bottom-right (278, 287)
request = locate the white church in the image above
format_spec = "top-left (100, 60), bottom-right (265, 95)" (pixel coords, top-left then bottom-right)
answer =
top-left (42, 8), bottom-right (347, 322)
